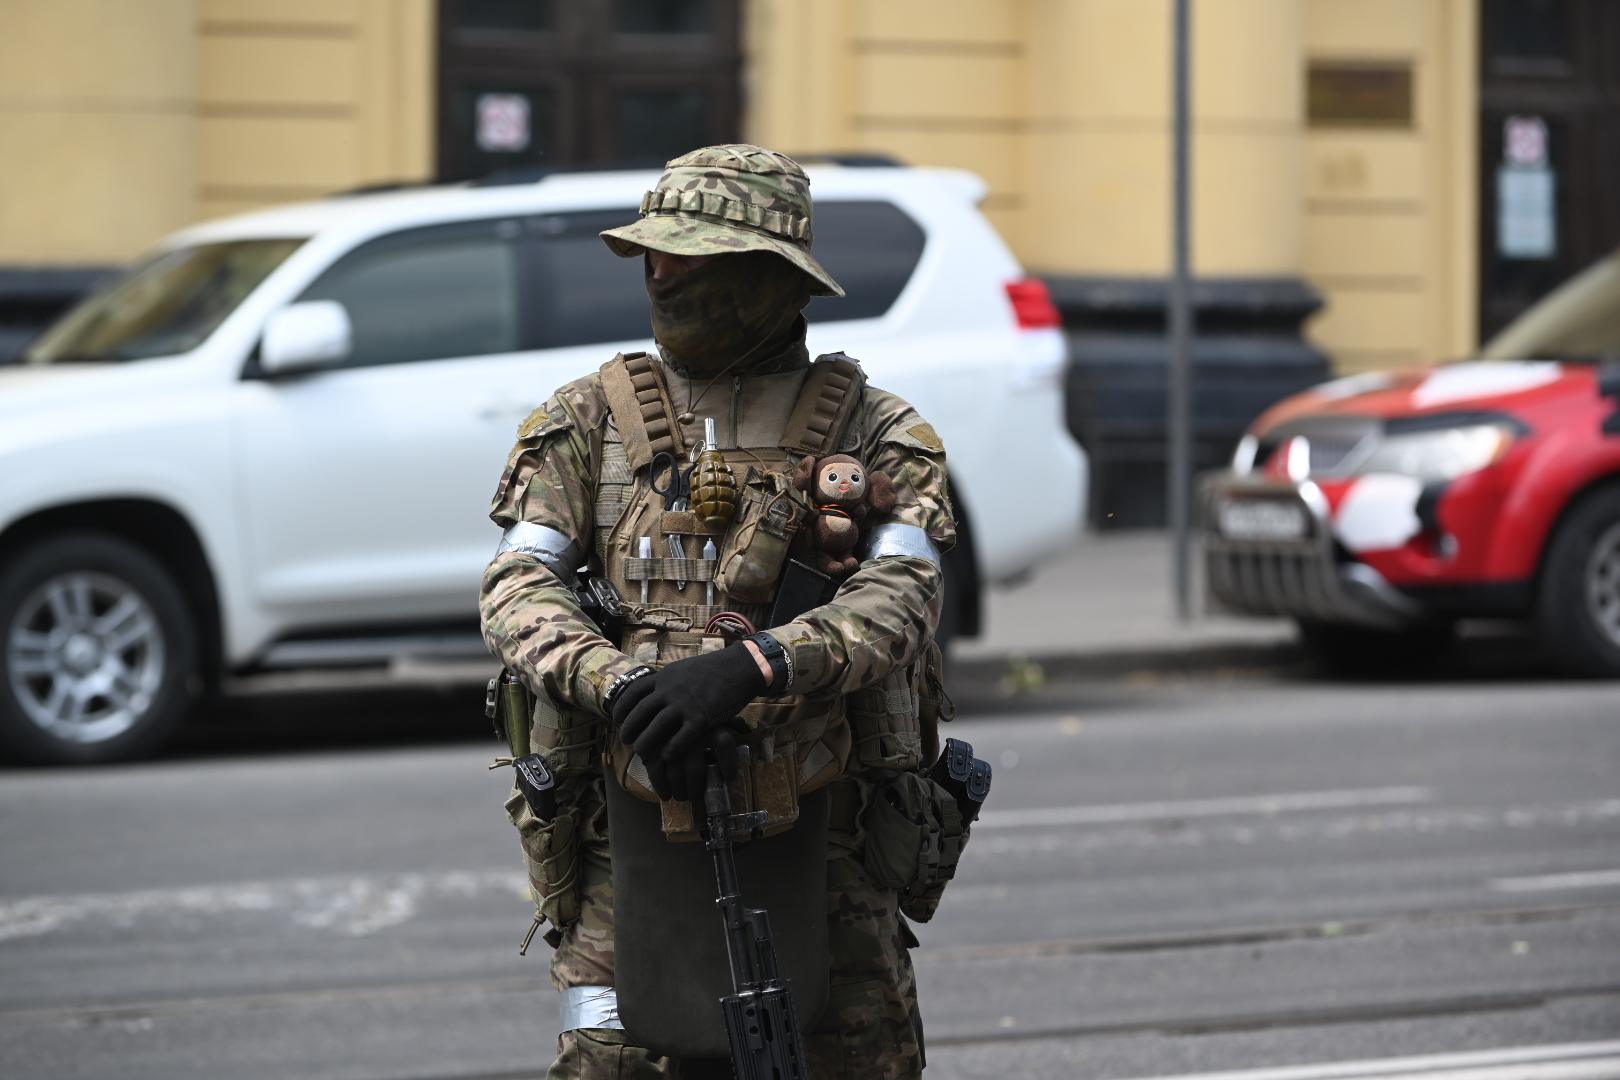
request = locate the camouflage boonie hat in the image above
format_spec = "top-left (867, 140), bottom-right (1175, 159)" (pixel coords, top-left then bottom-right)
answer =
top-left (600, 144), bottom-right (845, 298)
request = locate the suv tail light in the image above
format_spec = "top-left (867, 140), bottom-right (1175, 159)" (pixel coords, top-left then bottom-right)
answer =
top-left (1005, 278), bottom-right (1062, 330)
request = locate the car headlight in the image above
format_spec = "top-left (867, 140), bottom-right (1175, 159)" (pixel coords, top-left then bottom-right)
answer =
top-left (1355, 423), bottom-right (1515, 484)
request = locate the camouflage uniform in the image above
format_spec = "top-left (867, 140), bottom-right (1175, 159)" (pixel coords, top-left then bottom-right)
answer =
top-left (480, 145), bottom-right (953, 1080)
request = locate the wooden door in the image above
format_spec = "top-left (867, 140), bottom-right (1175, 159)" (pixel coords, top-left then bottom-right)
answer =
top-left (436, 0), bottom-right (742, 181)
top-left (1479, 0), bottom-right (1620, 340)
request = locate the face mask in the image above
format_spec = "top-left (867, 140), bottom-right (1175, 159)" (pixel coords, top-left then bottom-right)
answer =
top-left (646, 251), bottom-right (813, 377)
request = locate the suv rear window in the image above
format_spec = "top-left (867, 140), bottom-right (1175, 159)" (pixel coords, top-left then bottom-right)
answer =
top-left (520, 199), bottom-right (927, 349)
top-left (804, 200), bottom-right (927, 323)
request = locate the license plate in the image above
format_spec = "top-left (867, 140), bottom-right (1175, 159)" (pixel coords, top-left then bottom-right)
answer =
top-left (1218, 498), bottom-right (1308, 541)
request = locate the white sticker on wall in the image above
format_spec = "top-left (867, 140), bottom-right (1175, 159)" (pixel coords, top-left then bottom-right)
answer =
top-left (477, 93), bottom-right (531, 153)
top-left (1498, 116), bottom-right (1554, 259)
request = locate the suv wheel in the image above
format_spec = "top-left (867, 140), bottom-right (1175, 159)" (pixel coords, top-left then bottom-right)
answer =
top-left (1296, 619), bottom-right (1455, 677)
top-left (1537, 484), bottom-right (1620, 676)
top-left (0, 532), bottom-right (197, 764)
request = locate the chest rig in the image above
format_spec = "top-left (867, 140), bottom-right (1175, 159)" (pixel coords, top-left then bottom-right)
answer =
top-left (594, 351), bottom-right (867, 836)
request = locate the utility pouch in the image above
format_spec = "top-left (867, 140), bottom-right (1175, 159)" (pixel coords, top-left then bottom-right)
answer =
top-left (717, 472), bottom-right (805, 604)
top-left (860, 771), bottom-right (967, 923)
top-left (486, 669), bottom-right (536, 758)
top-left (848, 664), bottom-right (925, 772)
top-left (505, 791), bottom-right (582, 930)
top-left (528, 688), bottom-right (606, 777)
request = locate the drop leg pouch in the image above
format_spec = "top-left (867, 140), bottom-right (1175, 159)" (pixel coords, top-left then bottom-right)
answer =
top-left (605, 774), bottom-right (829, 1058)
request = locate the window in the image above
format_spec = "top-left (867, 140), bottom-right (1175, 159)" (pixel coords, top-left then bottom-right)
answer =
top-left (1488, 0), bottom-right (1569, 68)
top-left (25, 239), bottom-right (303, 364)
top-left (805, 201), bottom-right (927, 323)
top-left (523, 210), bottom-right (652, 349)
top-left (618, 92), bottom-right (711, 163)
top-left (456, 0), bottom-right (551, 32)
top-left (301, 222), bottom-right (519, 368)
top-left (1306, 62), bottom-right (1413, 128)
top-left (617, 0), bottom-right (707, 33)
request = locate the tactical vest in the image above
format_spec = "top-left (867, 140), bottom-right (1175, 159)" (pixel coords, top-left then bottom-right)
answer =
top-left (584, 350), bottom-right (931, 840)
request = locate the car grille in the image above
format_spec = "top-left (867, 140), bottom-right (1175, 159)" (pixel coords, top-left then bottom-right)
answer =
top-left (1206, 542), bottom-right (1343, 619)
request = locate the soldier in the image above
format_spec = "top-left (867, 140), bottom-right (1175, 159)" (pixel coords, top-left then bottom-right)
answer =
top-left (481, 144), bottom-right (961, 1079)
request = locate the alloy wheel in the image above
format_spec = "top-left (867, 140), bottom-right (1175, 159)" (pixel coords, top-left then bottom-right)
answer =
top-left (6, 571), bottom-right (166, 744)
top-left (1583, 521), bottom-right (1620, 649)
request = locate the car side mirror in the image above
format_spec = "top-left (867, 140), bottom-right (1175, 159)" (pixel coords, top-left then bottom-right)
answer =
top-left (261, 300), bottom-right (352, 374)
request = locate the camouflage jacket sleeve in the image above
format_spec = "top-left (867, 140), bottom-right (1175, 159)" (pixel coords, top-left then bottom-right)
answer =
top-left (480, 376), bottom-right (641, 716)
top-left (764, 387), bottom-right (956, 694)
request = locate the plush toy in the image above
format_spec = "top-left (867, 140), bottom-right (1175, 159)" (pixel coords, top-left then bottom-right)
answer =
top-left (791, 453), bottom-right (897, 581)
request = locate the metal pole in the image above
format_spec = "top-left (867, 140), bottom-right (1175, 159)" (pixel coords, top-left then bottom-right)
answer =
top-left (1168, 0), bottom-right (1194, 621)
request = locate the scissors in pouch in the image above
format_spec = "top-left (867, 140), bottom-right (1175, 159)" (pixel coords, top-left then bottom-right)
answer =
top-left (650, 452), bottom-right (695, 590)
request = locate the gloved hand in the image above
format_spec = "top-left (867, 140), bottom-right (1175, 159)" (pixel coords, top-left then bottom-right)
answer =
top-left (643, 716), bottom-right (749, 803)
top-left (611, 644), bottom-right (766, 799)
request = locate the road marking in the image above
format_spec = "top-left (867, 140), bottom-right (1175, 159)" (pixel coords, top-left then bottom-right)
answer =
top-left (927, 987), bottom-right (1620, 1048)
top-left (0, 974), bottom-right (553, 1027)
top-left (913, 900), bottom-right (1620, 963)
top-left (1099, 1040), bottom-right (1620, 1080)
top-left (0, 869), bottom-right (527, 944)
top-left (975, 787), bottom-right (1434, 829)
top-left (1491, 869), bottom-right (1620, 893)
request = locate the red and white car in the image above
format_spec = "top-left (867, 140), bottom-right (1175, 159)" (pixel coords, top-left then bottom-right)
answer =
top-left (1204, 248), bottom-right (1620, 674)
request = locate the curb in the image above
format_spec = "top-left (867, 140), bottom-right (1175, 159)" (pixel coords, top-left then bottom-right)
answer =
top-left (946, 639), bottom-right (1307, 713)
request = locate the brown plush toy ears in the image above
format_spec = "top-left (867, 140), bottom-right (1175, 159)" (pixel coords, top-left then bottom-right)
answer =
top-left (867, 469), bottom-right (897, 513)
top-left (792, 454), bottom-right (819, 493)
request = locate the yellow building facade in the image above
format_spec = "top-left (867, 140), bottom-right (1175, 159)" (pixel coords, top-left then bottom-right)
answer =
top-left (0, 0), bottom-right (1493, 372)
top-left (747, 0), bottom-right (1480, 371)
top-left (0, 0), bottom-right (433, 265)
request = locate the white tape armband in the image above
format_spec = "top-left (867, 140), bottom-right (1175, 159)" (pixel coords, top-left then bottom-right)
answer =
top-left (496, 522), bottom-right (584, 585)
top-left (560, 985), bottom-right (623, 1033)
top-left (858, 523), bottom-right (942, 566)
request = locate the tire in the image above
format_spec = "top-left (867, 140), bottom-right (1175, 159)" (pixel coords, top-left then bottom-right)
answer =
top-left (1536, 483), bottom-right (1620, 676)
top-left (1296, 619), bottom-right (1455, 678)
top-left (0, 531), bottom-right (197, 764)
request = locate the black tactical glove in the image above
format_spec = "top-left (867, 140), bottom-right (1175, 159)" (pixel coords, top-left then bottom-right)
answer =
top-left (643, 716), bottom-right (749, 803)
top-left (611, 644), bottom-right (766, 799)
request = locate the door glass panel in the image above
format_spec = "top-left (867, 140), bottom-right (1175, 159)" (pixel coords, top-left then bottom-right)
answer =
top-left (456, 0), bottom-right (551, 31)
top-left (617, 0), bottom-right (707, 33)
top-left (805, 201), bottom-right (928, 323)
top-left (618, 92), bottom-right (709, 163)
top-left (524, 210), bottom-right (651, 348)
top-left (1489, 0), bottom-right (1568, 60)
top-left (301, 222), bottom-right (519, 367)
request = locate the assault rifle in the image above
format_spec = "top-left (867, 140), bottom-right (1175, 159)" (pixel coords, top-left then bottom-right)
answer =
top-left (703, 762), bottom-right (812, 1080)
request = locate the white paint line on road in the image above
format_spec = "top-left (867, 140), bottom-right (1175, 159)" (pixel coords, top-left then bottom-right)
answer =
top-left (0, 870), bottom-right (527, 944)
top-left (975, 787), bottom-right (1434, 829)
top-left (1101, 1041), bottom-right (1620, 1080)
top-left (1491, 869), bottom-right (1620, 893)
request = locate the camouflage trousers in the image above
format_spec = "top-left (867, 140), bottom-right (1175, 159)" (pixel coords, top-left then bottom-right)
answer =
top-left (545, 850), bottom-right (923, 1080)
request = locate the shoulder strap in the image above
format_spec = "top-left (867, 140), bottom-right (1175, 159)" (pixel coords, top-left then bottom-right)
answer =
top-left (778, 353), bottom-right (867, 457)
top-left (599, 352), bottom-right (684, 472)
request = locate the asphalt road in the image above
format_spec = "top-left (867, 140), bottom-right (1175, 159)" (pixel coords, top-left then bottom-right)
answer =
top-left (0, 671), bottom-right (1617, 1080)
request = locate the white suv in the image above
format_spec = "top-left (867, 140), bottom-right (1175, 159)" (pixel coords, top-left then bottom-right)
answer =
top-left (0, 164), bottom-right (1085, 764)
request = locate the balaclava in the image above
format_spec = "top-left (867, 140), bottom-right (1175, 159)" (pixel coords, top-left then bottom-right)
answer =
top-left (646, 250), bottom-right (813, 378)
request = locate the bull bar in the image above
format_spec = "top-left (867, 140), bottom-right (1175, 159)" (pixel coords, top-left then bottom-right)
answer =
top-left (1201, 474), bottom-right (1425, 631)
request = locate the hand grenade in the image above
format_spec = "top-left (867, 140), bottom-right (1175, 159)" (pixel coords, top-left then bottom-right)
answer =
top-left (691, 418), bottom-right (737, 529)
